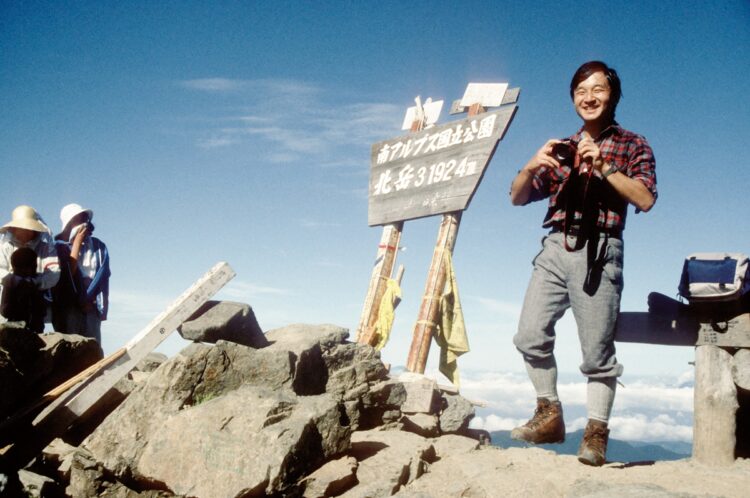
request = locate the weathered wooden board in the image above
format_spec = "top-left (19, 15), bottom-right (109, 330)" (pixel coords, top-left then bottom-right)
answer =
top-left (357, 222), bottom-right (403, 344)
top-left (37, 261), bottom-right (235, 426)
top-left (368, 105), bottom-right (517, 226)
top-left (614, 312), bottom-right (699, 346)
top-left (696, 313), bottom-right (750, 347)
top-left (693, 345), bottom-right (738, 466)
top-left (615, 311), bottom-right (750, 347)
top-left (450, 86), bottom-right (520, 114)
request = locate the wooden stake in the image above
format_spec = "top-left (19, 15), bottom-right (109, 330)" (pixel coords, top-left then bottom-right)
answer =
top-left (693, 345), bottom-right (738, 465)
top-left (357, 116), bottom-right (426, 346)
top-left (405, 104), bottom-right (485, 374)
top-left (357, 222), bottom-right (403, 346)
top-left (406, 212), bottom-right (461, 373)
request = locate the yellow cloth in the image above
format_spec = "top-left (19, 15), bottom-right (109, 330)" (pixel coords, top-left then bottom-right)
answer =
top-left (373, 278), bottom-right (401, 351)
top-left (433, 251), bottom-right (470, 387)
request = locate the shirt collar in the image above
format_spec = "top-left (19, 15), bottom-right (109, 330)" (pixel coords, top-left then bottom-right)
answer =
top-left (572, 120), bottom-right (622, 142)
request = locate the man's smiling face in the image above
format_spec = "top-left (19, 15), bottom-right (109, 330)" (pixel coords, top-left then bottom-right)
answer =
top-left (573, 71), bottom-right (612, 126)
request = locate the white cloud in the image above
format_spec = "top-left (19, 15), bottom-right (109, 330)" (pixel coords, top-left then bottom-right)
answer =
top-left (471, 414), bottom-right (527, 432)
top-left (605, 414), bottom-right (692, 442)
top-left (197, 137), bottom-right (238, 149)
top-left (181, 78), bottom-right (245, 92)
top-left (177, 77), bottom-right (402, 164)
top-left (458, 369), bottom-right (694, 442)
top-left (218, 280), bottom-right (290, 300)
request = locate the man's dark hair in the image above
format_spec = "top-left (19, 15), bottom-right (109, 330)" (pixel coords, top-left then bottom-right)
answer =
top-left (569, 61), bottom-right (622, 117)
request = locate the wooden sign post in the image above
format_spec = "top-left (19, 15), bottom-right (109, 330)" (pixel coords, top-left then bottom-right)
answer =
top-left (357, 98), bottom-right (440, 346)
top-left (615, 294), bottom-right (750, 465)
top-left (362, 84), bottom-right (519, 374)
top-left (406, 103), bottom-right (486, 374)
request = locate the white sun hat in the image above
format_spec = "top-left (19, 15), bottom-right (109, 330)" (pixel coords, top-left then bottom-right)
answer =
top-left (0, 205), bottom-right (49, 233)
top-left (60, 203), bottom-right (94, 233)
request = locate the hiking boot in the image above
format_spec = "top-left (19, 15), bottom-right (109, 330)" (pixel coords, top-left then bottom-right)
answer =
top-left (510, 398), bottom-right (565, 444)
top-left (578, 419), bottom-right (609, 466)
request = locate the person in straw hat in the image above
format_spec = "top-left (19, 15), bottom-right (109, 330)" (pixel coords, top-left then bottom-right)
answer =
top-left (0, 205), bottom-right (61, 332)
top-left (51, 203), bottom-right (110, 343)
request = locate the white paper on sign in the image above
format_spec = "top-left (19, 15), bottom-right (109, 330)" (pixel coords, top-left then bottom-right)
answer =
top-left (459, 83), bottom-right (509, 108)
top-left (401, 99), bottom-right (444, 130)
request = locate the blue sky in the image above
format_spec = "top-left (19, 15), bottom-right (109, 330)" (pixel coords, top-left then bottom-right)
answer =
top-left (2, 1), bottom-right (749, 441)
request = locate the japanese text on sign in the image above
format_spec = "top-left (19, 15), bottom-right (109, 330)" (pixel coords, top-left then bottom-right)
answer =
top-left (376, 114), bottom-right (497, 166)
top-left (373, 157), bottom-right (478, 196)
top-left (368, 105), bottom-right (518, 226)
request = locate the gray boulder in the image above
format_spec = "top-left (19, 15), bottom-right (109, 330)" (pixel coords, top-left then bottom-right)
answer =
top-left (341, 429), bottom-right (437, 497)
top-left (0, 327), bottom-right (101, 422)
top-left (438, 393), bottom-right (475, 433)
top-left (137, 386), bottom-right (349, 497)
top-left (402, 413), bottom-right (439, 438)
top-left (178, 301), bottom-right (268, 348)
top-left (83, 325), bottom-right (376, 494)
top-left (18, 469), bottom-right (59, 498)
top-left (302, 456), bottom-right (359, 498)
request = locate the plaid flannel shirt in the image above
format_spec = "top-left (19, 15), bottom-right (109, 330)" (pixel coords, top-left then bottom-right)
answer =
top-left (526, 122), bottom-right (657, 231)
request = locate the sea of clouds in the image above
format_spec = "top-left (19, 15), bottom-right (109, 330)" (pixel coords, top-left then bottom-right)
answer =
top-left (454, 368), bottom-right (694, 443)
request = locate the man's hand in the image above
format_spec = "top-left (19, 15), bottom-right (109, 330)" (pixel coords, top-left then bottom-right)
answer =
top-left (577, 131), bottom-right (604, 172)
top-left (523, 139), bottom-right (565, 173)
top-left (511, 139), bottom-right (563, 206)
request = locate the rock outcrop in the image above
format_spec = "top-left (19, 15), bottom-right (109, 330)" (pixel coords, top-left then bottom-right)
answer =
top-left (3, 305), bottom-right (750, 498)
top-left (77, 322), bottom-right (465, 496)
top-left (0, 322), bottom-right (102, 422)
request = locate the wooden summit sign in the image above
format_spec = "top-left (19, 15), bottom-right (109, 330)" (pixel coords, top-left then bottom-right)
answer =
top-left (368, 105), bottom-right (517, 226)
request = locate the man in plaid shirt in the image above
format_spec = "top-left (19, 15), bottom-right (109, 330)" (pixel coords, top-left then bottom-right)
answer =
top-left (508, 61), bottom-right (657, 466)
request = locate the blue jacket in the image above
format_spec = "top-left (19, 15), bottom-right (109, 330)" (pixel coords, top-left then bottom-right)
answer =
top-left (53, 237), bottom-right (110, 319)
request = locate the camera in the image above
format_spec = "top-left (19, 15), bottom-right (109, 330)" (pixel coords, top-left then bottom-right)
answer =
top-left (551, 140), bottom-right (577, 166)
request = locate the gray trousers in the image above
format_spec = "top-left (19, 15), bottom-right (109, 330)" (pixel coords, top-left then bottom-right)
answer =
top-left (513, 232), bottom-right (624, 379)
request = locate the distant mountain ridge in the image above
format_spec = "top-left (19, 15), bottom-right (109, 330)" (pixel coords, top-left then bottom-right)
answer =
top-left (490, 430), bottom-right (690, 462)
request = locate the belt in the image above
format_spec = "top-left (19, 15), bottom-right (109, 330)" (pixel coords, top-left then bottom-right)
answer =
top-left (550, 224), bottom-right (622, 240)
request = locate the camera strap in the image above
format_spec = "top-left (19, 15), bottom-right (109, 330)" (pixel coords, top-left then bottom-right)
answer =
top-left (561, 153), bottom-right (594, 252)
top-left (558, 154), bottom-right (611, 295)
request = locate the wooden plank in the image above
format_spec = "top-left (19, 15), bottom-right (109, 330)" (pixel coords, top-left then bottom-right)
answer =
top-left (449, 86), bottom-right (520, 114)
top-left (357, 222), bottom-right (403, 345)
top-left (696, 313), bottom-right (750, 347)
top-left (614, 311), bottom-right (699, 346)
top-left (44, 261), bottom-right (235, 422)
top-left (356, 114), bottom-right (427, 345)
top-left (0, 348), bottom-right (126, 444)
top-left (368, 106), bottom-right (517, 226)
top-left (693, 345), bottom-right (738, 465)
top-left (615, 310), bottom-right (750, 348)
top-left (5, 262), bottom-right (235, 466)
top-left (406, 212), bottom-right (461, 373)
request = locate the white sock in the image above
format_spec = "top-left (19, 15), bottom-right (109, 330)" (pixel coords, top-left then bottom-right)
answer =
top-left (524, 357), bottom-right (559, 402)
top-left (587, 378), bottom-right (617, 423)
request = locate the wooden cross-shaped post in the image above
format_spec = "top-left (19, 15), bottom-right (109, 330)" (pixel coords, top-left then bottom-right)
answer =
top-left (356, 102), bottom-right (429, 346)
top-left (405, 102), bottom-right (486, 373)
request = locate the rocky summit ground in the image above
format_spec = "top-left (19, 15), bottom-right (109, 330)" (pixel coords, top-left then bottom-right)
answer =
top-left (1, 301), bottom-right (750, 497)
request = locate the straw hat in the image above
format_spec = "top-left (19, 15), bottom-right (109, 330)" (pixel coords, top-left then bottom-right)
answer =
top-left (0, 205), bottom-right (49, 233)
top-left (60, 203), bottom-right (94, 233)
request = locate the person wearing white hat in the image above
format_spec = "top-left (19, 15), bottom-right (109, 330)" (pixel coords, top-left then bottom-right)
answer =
top-left (51, 203), bottom-right (110, 343)
top-left (0, 205), bottom-right (61, 332)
